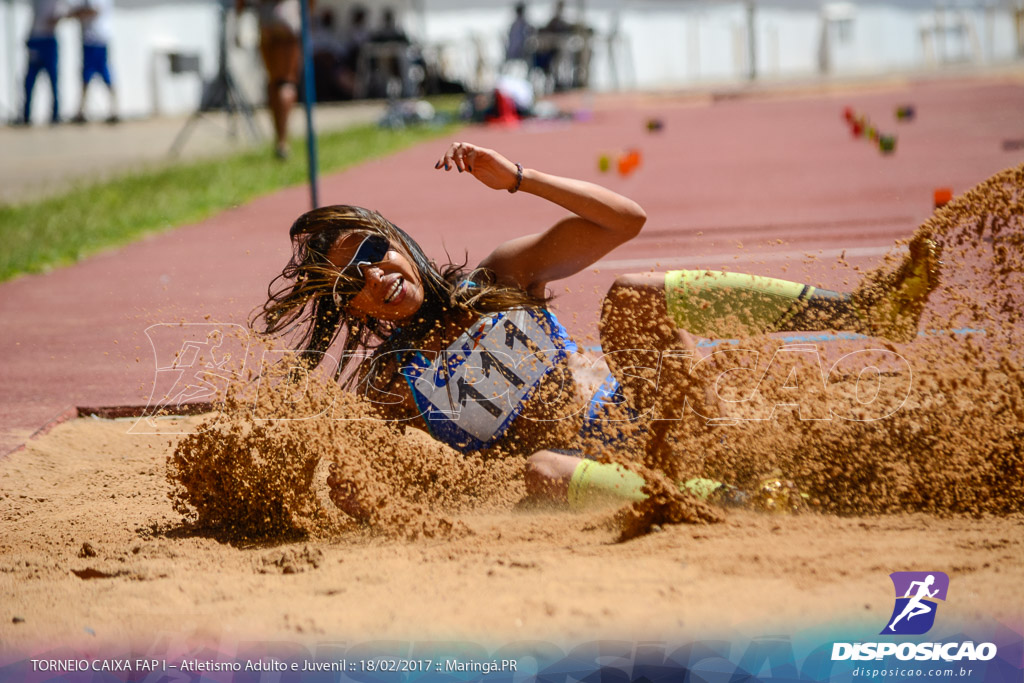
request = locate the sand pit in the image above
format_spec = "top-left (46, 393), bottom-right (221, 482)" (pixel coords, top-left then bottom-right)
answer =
top-left (1, 415), bottom-right (1022, 655)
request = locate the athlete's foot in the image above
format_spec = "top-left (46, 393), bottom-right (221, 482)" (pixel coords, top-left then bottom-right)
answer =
top-left (853, 231), bottom-right (942, 342)
top-left (751, 477), bottom-right (809, 513)
top-left (274, 143), bottom-right (290, 160)
top-left (682, 478), bottom-right (750, 508)
top-left (683, 476), bottom-right (805, 511)
top-left (708, 483), bottom-right (750, 508)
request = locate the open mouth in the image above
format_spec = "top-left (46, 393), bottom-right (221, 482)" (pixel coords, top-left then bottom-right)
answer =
top-left (383, 276), bottom-right (404, 304)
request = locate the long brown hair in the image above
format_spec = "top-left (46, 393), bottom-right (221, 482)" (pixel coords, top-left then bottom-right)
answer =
top-left (253, 205), bottom-right (549, 388)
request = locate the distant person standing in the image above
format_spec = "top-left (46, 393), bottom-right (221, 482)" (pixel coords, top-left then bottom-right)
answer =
top-left (535, 0), bottom-right (589, 90)
top-left (542, 0), bottom-right (572, 35)
top-left (70, 0), bottom-right (119, 124)
top-left (369, 8), bottom-right (419, 98)
top-left (335, 4), bottom-right (369, 99)
top-left (505, 2), bottom-right (534, 63)
top-left (236, 0), bottom-right (315, 160)
top-left (21, 0), bottom-right (67, 125)
top-left (372, 8), bottom-right (408, 44)
top-left (310, 7), bottom-right (346, 101)
top-left (533, 0), bottom-right (571, 82)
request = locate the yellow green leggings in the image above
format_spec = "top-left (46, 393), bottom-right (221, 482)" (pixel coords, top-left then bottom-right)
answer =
top-left (664, 270), bottom-right (850, 338)
top-left (567, 459), bottom-right (721, 510)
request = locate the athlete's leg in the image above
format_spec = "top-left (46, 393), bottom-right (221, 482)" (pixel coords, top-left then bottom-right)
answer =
top-left (523, 450), bottom-right (587, 502)
top-left (664, 270), bottom-right (859, 338)
top-left (524, 450), bottom-right (731, 508)
top-left (662, 234), bottom-right (941, 343)
top-left (598, 237), bottom-right (941, 461)
top-left (599, 273), bottom-right (725, 467)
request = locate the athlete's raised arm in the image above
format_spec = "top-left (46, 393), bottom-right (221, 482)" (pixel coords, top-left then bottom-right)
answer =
top-left (434, 142), bottom-right (646, 296)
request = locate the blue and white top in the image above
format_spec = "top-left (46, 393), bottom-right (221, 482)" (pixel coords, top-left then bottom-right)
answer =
top-left (399, 308), bottom-right (576, 453)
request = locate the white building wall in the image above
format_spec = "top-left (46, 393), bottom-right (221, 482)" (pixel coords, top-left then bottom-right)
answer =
top-left (3, 0), bottom-right (264, 122)
top-left (412, 0), bottom-right (1021, 91)
top-left (2, 0), bottom-right (1022, 124)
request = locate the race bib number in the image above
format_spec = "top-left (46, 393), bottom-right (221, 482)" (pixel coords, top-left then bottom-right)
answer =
top-left (412, 310), bottom-right (560, 443)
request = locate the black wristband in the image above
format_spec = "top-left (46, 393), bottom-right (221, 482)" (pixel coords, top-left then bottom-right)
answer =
top-left (507, 162), bottom-right (523, 193)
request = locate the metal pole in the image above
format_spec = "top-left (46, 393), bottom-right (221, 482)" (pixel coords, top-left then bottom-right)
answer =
top-left (299, 0), bottom-right (319, 209)
top-left (6, 0), bottom-right (17, 119)
top-left (746, 0), bottom-right (756, 81)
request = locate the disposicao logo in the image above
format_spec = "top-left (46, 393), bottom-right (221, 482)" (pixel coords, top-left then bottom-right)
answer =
top-left (881, 571), bottom-right (949, 635)
top-left (831, 570), bottom-right (998, 663)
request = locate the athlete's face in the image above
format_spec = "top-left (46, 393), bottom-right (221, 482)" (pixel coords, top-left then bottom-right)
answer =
top-left (328, 232), bottom-right (425, 322)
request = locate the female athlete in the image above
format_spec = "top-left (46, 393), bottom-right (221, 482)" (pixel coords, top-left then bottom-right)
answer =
top-left (256, 141), bottom-right (939, 517)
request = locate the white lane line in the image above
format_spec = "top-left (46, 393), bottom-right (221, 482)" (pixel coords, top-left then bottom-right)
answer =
top-left (594, 244), bottom-right (907, 271)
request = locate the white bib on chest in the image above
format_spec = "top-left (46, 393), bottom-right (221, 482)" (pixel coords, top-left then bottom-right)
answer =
top-left (412, 309), bottom-right (564, 444)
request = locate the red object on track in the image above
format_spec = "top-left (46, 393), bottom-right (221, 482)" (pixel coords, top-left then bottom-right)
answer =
top-left (617, 149), bottom-right (641, 176)
top-left (490, 90), bottom-right (520, 128)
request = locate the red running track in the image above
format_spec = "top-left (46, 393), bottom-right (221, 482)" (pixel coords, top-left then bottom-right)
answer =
top-left (2, 76), bottom-right (1022, 456)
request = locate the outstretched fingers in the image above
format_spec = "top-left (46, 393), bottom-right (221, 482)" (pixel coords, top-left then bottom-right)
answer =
top-left (434, 142), bottom-right (520, 192)
top-left (434, 141), bottom-right (475, 173)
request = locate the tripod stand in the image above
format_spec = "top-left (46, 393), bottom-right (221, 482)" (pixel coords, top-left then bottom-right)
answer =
top-left (169, 1), bottom-right (262, 156)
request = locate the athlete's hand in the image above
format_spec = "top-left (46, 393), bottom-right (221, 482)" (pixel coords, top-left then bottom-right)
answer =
top-left (434, 142), bottom-right (520, 192)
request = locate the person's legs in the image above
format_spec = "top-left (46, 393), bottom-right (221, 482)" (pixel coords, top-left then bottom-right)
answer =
top-left (73, 81), bottom-right (91, 123)
top-left (75, 44), bottom-right (102, 123)
top-left (75, 43), bottom-right (118, 123)
top-left (105, 81), bottom-right (120, 123)
top-left (22, 44), bottom-right (43, 123)
top-left (93, 44), bottom-right (118, 122)
top-left (44, 39), bottom-right (60, 123)
top-left (260, 27), bottom-right (301, 159)
top-left (23, 37), bottom-right (60, 124)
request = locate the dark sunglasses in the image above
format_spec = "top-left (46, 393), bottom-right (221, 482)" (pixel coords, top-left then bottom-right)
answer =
top-left (339, 234), bottom-right (390, 279)
top-left (331, 234), bottom-right (391, 306)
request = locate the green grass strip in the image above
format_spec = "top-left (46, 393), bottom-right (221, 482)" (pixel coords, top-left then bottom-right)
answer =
top-left (0, 121), bottom-right (461, 282)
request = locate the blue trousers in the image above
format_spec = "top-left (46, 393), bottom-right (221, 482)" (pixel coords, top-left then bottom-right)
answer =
top-left (24, 36), bottom-right (60, 123)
